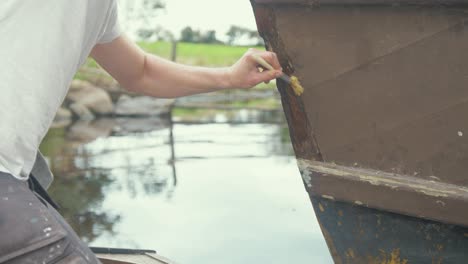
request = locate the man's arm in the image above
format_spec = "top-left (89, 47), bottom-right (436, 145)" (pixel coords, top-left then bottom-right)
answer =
top-left (91, 35), bottom-right (283, 98)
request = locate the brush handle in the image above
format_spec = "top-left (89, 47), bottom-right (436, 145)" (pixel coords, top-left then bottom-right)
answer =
top-left (252, 54), bottom-right (275, 71)
top-left (252, 54), bottom-right (291, 84)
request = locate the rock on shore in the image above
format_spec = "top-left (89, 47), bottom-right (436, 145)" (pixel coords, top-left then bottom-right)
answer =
top-left (115, 95), bottom-right (174, 117)
top-left (67, 80), bottom-right (114, 117)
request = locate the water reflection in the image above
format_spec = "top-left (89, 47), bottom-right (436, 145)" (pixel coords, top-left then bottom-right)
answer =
top-left (40, 108), bottom-right (332, 263)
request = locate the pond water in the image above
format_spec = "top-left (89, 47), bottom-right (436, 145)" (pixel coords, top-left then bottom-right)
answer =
top-left (40, 108), bottom-right (333, 264)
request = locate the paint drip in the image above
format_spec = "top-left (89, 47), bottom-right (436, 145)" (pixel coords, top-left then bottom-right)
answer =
top-left (290, 76), bottom-right (304, 96)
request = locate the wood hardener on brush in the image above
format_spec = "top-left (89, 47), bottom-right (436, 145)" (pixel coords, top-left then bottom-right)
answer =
top-left (252, 54), bottom-right (304, 96)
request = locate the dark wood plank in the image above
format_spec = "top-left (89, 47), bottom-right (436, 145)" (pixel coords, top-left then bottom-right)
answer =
top-left (274, 6), bottom-right (468, 185)
top-left (300, 159), bottom-right (468, 227)
top-left (254, 0), bottom-right (468, 6)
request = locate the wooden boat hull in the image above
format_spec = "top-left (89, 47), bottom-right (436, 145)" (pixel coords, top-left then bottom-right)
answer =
top-left (250, 0), bottom-right (468, 262)
top-left (97, 253), bottom-right (176, 264)
top-left (91, 247), bottom-right (177, 264)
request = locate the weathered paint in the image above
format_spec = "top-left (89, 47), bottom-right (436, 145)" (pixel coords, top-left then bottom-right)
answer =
top-left (366, 249), bottom-right (409, 264)
top-left (318, 203), bottom-right (325, 212)
top-left (345, 248), bottom-right (355, 259)
top-left (297, 158), bottom-right (468, 227)
top-left (298, 159), bottom-right (468, 199)
top-left (299, 164), bottom-right (313, 187)
top-left (322, 195), bottom-right (335, 200)
top-left (312, 197), bottom-right (468, 263)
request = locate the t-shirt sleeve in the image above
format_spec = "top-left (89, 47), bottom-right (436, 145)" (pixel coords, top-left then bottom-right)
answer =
top-left (97, 0), bottom-right (121, 44)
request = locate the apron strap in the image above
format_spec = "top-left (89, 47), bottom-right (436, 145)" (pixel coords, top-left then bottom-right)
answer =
top-left (30, 151), bottom-right (54, 190)
top-left (28, 174), bottom-right (60, 210)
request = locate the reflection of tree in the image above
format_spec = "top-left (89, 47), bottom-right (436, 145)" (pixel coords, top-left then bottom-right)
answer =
top-left (270, 122), bottom-right (295, 157)
top-left (47, 169), bottom-right (120, 244)
top-left (40, 124), bottom-right (121, 244)
top-left (111, 156), bottom-right (171, 199)
top-left (232, 109), bottom-right (294, 157)
top-left (40, 119), bottom-right (175, 242)
top-left (172, 108), bottom-right (295, 157)
top-left (39, 107), bottom-right (293, 245)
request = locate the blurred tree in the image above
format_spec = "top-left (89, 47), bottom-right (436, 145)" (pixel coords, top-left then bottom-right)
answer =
top-left (152, 26), bottom-right (175, 42)
top-left (200, 30), bottom-right (219, 44)
top-left (118, 0), bottom-right (166, 41)
top-left (181, 27), bottom-right (222, 44)
top-left (180, 26), bottom-right (203, 43)
top-left (249, 31), bottom-right (265, 46)
top-left (226, 25), bottom-right (245, 45)
top-left (138, 29), bottom-right (155, 40)
top-left (180, 26), bottom-right (195, 42)
top-left (226, 25), bottom-right (264, 46)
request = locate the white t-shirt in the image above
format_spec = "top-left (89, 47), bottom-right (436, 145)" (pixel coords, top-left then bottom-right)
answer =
top-left (0, 0), bottom-right (121, 180)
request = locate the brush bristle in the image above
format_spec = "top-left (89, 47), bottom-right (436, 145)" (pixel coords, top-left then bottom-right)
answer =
top-left (290, 76), bottom-right (304, 96)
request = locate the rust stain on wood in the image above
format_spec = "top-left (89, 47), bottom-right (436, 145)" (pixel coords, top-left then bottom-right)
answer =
top-left (317, 220), bottom-right (343, 264)
top-left (345, 248), bottom-right (356, 259)
top-left (318, 202), bottom-right (325, 212)
top-left (344, 248), bottom-right (409, 264)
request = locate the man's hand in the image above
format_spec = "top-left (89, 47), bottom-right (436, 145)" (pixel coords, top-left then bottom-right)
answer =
top-left (227, 48), bottom-right (283, 89)
top-left (91, 36), bottom-right (282, 98)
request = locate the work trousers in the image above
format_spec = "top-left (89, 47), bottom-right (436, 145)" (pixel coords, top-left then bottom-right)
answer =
top-left (0, 172), bottom-right (101, 264)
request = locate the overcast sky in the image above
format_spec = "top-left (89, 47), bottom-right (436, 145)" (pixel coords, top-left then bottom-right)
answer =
top-left (118, 0), bottom-right (259, 41)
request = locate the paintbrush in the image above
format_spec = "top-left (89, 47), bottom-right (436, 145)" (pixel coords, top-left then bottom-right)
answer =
top-left (252, 54), bottom-right (304, 96)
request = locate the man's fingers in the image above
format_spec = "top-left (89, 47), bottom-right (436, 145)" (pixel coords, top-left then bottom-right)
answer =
top-left (269, 52), bottom-right (282, 70)
top-left (238, 49), bottom-right (283, 88)
top-left (256, 68), bottom-right (281, 84)
top-left (247, 49), bottom-right (281, 71)
top-left (259, 51), bottom-right (281, 71)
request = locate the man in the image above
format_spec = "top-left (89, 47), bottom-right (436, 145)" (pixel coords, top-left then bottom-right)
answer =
top-left (0, 0), bottom-right (282, 263)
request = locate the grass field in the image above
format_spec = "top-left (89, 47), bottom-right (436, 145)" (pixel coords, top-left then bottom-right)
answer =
top-left (82, 41), bottom-right (264, 69)
top-left (138, 41), bottom-right (264, 66)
